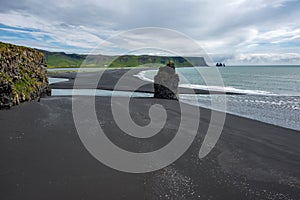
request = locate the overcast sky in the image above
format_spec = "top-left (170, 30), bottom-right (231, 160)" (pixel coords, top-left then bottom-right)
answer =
top-left (0, 0), bottom-right (300, 64)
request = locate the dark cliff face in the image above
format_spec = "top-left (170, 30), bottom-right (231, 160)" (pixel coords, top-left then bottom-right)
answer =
top-left (0, 42), bottom-right (51, 109)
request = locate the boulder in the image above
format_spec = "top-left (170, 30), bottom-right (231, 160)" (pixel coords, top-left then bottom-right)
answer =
top-left (154, 61), bottom-right (179, 100)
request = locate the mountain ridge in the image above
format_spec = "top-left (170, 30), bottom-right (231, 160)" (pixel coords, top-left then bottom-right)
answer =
top-left (38, 49), bottom-right (208, 68)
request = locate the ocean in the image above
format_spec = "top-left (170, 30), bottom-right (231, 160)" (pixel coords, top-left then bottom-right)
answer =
top-left (137, 66), bottom-right (300, 131)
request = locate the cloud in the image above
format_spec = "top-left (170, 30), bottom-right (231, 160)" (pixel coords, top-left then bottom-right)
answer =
top-left (0, 0), bottom-right (299, 64)
top-left (0, 11), bottom-right (108, 52)
top-left (227, 53), bottom-right (300, 64)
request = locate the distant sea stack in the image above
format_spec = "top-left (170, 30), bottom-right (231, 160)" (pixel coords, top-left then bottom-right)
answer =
top-left (216, 62), bottom-right (225, 67)
top-left (0, 42), bottom-right (50, 109)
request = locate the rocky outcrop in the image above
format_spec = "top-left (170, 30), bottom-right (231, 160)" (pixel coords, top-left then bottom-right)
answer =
top-left (0, 42), bottom-right (50, 109)
top-left (154, 61), bottom-right (179, 100)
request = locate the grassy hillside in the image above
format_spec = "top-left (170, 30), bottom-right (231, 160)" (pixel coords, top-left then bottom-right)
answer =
top-left (108, 55), bottom-right (206, 68)
top-left (39, 50), bottom-right (86, 68)
top-left (40, 50), bottom-right (208, 68)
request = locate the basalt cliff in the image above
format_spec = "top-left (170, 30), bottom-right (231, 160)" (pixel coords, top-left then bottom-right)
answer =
top-left (0, 42), bottom-right (50, 109)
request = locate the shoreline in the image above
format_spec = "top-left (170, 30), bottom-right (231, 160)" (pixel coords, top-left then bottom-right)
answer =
top-left (1, 95), bottom-right (300, 199)
top-left (49, 68), bottom-right (299, 131)
top-left (1, 68), bottom-right (299, 199)
top-left (49, 68), bottom-right (243, 95)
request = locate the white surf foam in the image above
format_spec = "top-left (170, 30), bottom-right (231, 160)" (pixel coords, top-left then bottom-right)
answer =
top-left (135, 70), bottom-right (275, 96)
top-left (134, 70), bottom-right (156, 83)
top-left (179, 84), bottom-right (274, 95)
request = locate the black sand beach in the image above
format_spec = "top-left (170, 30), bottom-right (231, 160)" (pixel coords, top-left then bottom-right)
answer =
top-left (1, 69), bottom-right (300, 200)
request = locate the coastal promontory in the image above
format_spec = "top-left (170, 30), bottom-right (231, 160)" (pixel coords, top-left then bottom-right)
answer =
top-left (0, 42), bottom-right (50, 109)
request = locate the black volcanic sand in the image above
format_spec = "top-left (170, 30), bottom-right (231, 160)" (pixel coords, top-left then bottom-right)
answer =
top-left (1, 69), bottom-right (300, 199)
top-left (49, 68), bottom-right (241, 95)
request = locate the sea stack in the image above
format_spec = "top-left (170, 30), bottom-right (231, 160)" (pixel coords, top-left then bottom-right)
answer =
top-left (0, 42), bottom-right (51, 109)
top-left (154, 61), bottom-right (179, 100)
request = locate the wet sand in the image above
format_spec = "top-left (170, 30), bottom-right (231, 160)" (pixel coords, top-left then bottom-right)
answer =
top-left (0, 69), bottom-right (300, 199)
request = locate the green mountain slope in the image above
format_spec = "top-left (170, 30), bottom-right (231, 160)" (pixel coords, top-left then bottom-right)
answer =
top-left (39, 49), bottom-right (208, 68)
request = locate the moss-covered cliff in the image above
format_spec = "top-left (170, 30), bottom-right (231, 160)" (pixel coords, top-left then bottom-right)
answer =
top-left (0, 42), bottom-right (50, 108)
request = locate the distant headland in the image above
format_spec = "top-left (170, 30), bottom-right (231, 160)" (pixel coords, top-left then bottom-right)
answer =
top-left (38, 49), bottom-right (208, 68)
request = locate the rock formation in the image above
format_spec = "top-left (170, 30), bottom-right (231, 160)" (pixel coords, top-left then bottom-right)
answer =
top-left (216, 62), bottom-right (225, 67)
top-left (0, 42), bottom-right (50, 109)
top-left (154, 61), bottom-right (179, 100)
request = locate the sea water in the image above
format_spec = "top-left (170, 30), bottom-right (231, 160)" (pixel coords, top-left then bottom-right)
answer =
top-left (137, 66), bottom-right (300, 131)
top-left (49, 66), bottom-right (300, 131)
